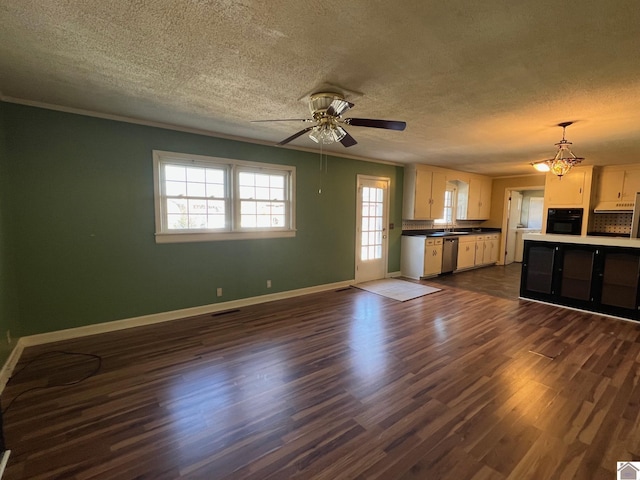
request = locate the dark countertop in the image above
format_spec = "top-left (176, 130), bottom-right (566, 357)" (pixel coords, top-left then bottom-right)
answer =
top-left (402, 228), bottom-right (502, 237)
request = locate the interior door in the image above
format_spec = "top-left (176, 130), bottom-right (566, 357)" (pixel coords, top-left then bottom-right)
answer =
top-left (505, 191), bottom-right (523, 265)
top-left (355, 176), bottom-right (390, 283)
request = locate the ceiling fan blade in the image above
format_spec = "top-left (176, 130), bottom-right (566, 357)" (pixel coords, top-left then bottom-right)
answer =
top-left (340, 130), bottom-right (358, 147)
top-left (326, 99), bottom-right (354, 117)
top-left (277, 126), bottom-right (315, 146)
top-left (251, 118), bottom-right (313, 123)
top-left (345, 118), bottom-right (407, 131)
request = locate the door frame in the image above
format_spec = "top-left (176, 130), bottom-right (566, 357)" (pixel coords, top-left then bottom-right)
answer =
top-left (355, 175), bottom-right (391, 283)
top-left (499, 185), bottom-right (545, 265)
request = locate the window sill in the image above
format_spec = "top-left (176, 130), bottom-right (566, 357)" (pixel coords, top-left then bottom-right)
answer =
top-left (155, 230), bottom-right (296, 244)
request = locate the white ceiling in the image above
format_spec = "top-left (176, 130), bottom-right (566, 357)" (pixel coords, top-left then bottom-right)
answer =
top-left (1, 1), bottom-right (639, 176)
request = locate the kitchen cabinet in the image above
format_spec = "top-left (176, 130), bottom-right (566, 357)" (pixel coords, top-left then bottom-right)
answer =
top-left (521, 241), bottom-right (599, 306)
top-left (545, 169), bottom-right (587, 206)
top-left (543, 166), bottom-right (594, 236)
top-left (558, 245), bottom-right (596, 302)
top-left (520, 236), bottom-right (640, 320)
top-left (400, 236), bottom-right (443, 279)
top-left (599, 250), bottom-right (640, 312)
top-left (474, 236), bottom-right (487, 266)
top-left (623, 170), bottom-right (640, 202)
top-left (521, 242), bottom-right (556, 296)
top-left (457, 236), bottom-right (476, 270)
top-left (424, 238), bottom-right (443, 276)
top-left (460, 175), bottom-right (492, 220)
top-left (597, 167), bottom-right (640, 203)
top-left (403, 165), bottom-right (447, 220)
top-left (486, 234), bottom-right (500, 264)
top-left (473, 234), bottom-right (500, 266)
top-left (597, 169), bottom-right (626, 203)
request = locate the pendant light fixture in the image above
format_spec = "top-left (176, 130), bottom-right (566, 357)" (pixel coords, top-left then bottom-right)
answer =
top-left (531, 121), bottom-right (585, 178)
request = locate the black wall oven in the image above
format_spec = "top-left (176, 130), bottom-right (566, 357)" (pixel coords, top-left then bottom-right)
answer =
top-left (546, 208), bottom-right (583, 235)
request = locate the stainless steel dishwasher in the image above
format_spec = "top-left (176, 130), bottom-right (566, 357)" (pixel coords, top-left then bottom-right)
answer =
top-left (441, 237), bottom-right (459, 274)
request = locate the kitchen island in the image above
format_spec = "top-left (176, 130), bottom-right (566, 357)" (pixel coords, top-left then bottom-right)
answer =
top-left (520, 233), bottom-right (640, 321)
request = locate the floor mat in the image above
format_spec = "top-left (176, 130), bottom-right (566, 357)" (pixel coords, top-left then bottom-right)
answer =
top-left (353, 278), bottom-right (441, 302)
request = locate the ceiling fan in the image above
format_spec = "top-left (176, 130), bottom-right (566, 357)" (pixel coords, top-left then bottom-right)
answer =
top-left (252, 92), bottom-right (406, 148)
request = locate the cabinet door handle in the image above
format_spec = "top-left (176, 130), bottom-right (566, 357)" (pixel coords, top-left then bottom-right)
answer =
top-left (618, 192), bottom-right (621, 198)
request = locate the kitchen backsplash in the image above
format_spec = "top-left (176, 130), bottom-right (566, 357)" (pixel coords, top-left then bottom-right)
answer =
top-left (590, 212), bottom-right (633, 234)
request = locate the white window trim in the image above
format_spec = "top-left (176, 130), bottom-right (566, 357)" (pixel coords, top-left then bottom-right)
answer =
top-left (153, 150), bottom-right (296, 243)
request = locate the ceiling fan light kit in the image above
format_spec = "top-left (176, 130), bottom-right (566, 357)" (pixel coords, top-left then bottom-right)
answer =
top-left (531, 121), bottom-right (585, 178)
top-left (253, 92), bottom-right (406, 148)
top-left (309, 123), bottom-right (347, 144)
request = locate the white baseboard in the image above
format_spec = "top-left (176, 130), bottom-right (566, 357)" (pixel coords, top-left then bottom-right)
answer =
top-left (0, 450), bottom-right (10, 479)
top-left (387, 271), bottom-right (402, 278)
top-left (19, 279), bottom-right (355, 347)
top-left (0, 342), bottom-right (25, 395)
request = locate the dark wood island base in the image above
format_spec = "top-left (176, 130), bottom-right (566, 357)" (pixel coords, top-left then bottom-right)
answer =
top-left (520, 234), bottom-right (640, 321)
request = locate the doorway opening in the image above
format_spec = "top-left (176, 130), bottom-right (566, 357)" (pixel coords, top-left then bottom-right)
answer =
top-left (501, 187), bottom-right (545, 265)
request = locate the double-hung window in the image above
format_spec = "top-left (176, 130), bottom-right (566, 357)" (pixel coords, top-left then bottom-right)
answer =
top-left (153, 151), bottom-right (295, 243)
top-left (434, 188), bottom-right (455, 225)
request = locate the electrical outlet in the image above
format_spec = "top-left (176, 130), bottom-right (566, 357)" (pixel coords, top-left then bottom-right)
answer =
top-left (6, 330), bottom-right (10, 345)
top-left (216, 287), bottom-right (222, 297)
top-left (266, 280), bottom-right (271, 288)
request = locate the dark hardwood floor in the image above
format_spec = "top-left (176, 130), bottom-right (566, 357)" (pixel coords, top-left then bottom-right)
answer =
top-left (425, 263), bottom-right (523, 300)
top-left (3, 265), bottom-right (640, 479)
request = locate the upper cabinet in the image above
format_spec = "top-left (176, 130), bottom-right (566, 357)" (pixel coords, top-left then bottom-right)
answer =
top-left (544, 166), bottom-right (594, 207)
top-left (403, 165), bottom-right (492, 221)
top-left (403, 165), bottom-right (447, 220)
top-left (454, 174), bottom-right (492, 221)
top-left (463, 174), bottom-right (492, 220)
top-left (623, 170), bottom-right (640, 201)
top-left (596, 166), bottom-right (640, 203)
top-left (542, 165), bottom-right (595, 235)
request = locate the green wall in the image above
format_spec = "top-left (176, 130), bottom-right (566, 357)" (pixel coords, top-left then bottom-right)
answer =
top-left (0, 102), bottom-right (20, 364)
top-left (0, 102), bottom-right (403, 337)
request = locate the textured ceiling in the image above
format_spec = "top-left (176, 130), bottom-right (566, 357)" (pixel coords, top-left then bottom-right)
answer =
top-left (1, 0), bottom-right (639, 176)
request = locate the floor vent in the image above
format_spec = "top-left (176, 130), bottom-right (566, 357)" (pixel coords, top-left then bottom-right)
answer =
top-left (211, 309), bottom-right (240, 317)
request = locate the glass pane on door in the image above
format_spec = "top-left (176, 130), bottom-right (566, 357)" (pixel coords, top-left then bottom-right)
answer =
top-left (360, 186), bottom-right (384, 261)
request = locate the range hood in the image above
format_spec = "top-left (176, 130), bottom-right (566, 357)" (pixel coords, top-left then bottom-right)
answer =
top-left (593, 200), bottom-right (635, 213)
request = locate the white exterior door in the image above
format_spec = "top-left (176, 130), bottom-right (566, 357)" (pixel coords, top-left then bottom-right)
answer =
top-left (355, 176), bottom-right (390, 283)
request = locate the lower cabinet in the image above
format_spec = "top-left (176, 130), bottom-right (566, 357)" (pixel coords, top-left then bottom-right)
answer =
top-left (473, 234), bottom-right (500, 267)
top-left (474, 236), bottom-right (486, 266)
top-left (521, 240), bottom-right (640, 320)
top-left (599, 250), bottom-right (640, 315)
top-left (457, 236), bottom-right (476, 270)
top-left (559, 246), bottom-right (596, 302)
top-left (400, 236), bottom-right (443, 279)
top-left (521, 242), bottom-right (556, 295)
top-left (402, 233), bottom-right (501, 279)
top-left (486, 234), bottom-right (500, 264)
top-left (424, 238), bottom-right (443, 276)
